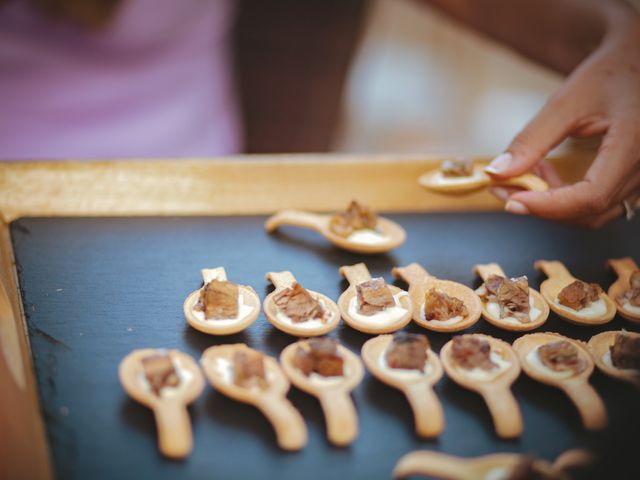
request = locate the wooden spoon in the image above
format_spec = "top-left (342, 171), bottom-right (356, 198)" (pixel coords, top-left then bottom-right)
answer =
top-left (361, 334), bottom-right (445, 437)
top-left (119, 348), bottom-right (205, 459)
top-left (200, 343), bottom-right (307, 451)
top-left (338, 263), bottom-right (412, 334)
top-left (264, 209), bottom-right (406, 254)
top-left (473, 263), bottom-right (549, 331)
top-left (183, 267), bottom-right (261, 335)
top-left (440, 334), bottom-right (523, 438)
top-left (264, 271), bottom-right (340, 336)
top-left (280, 339), bottom-right (364, 446)
top-left (393, 448), bottom-right (590, 479)
top-left (588, 330), bottom-right (640, 388)
top-left (535, 260), bottom-right (616, 326)
top-left (607, 257), bottom-right (640, 323)
top-left (513, 332), bottom-right (607, 431)
top-left (418, 162), bottom-right (548, 195)
top-left (392, 263), bottom-right (481, 332)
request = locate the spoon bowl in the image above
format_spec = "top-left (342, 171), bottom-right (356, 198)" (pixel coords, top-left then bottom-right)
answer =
top-left (338, 263), bottom-right (412, 334)
top-left (473, 262), bottom-right (549, 331)
top-left (392, 263), bottom-right (481, 332)
top-left (119, 348), bottom-right (205, 459)
top-left (280, 339), bottom-right (364, 446)
top-left (535, 260), bottom-right (615, 326)
top-left (607, 257), bottom-right (640, 323)
top-left (265, 209), bottom-right (406, 254)
top-left (200, 343), bottom-right (307, 451)
top-left (440, 334), bottom-right (522, 438)
top-left (513, 332), bottom-right (607, 430)
top-left (588, 330), bottom-right (640, 388)
top-left (361, 334), bottom-right (445, 437)
top-left (183, 267), bottom-right (261, 335)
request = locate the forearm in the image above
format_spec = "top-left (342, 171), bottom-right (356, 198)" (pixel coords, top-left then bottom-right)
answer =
top-left (421, 0), bottom-right (638, 74)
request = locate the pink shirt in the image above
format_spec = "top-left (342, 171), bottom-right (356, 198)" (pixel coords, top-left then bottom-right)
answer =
top-left (0, 0), bottom-right (241, 160)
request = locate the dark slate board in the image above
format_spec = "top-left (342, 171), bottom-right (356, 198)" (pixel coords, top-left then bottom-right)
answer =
top-left (10, 213), bottom-right (640, 480)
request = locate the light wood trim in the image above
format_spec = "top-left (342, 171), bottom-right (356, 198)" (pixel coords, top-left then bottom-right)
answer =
top-left (0, 153), bottom-right (595, 221)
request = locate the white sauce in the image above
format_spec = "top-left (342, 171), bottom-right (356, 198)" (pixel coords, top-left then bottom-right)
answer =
top-left (486, 294), bottom-right (540, 325)
top-left (138, 356), bottom-right (195, 399)
top-left (308, 371), bottom-right (346, 387)
top-left (348, 292), bottom-right (409, 327)
top-left (193, 293), bottom-right (255, 325)
top-left (526, 347), bottom-right (575, 379)
top-left (433, 169), bottom-right (485, 185)
top-left (347, 229), bottom-right (388, 245)
top-left (622, 301), bottom-right (640, 315)
top-left (485, 466), bottom-right (511, 480)
top-left (554, 297), bottom-right (607, 318)
top-left (460, 351), bottom-right (511, 381)
top-left (378, 351), bottom-right (432, 380)
top-left (275, 298), bottom-right (334, 330)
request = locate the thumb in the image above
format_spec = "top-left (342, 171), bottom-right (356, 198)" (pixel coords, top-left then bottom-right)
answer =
top-left (485, 95), bottom-right (575, 178)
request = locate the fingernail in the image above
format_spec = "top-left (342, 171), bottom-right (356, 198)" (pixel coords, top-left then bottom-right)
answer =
top-left (485, 152), bottom-right (512, 174)
top-left (490, 187), bottom-right (510, 202)
top-left (505, 199), bottom-right (529, 215)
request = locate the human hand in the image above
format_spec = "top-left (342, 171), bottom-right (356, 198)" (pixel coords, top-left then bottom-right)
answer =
top-left (485, 20), bottom-right (640, 228)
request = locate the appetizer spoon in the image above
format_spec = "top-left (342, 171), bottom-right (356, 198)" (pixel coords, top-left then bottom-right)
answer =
top-left (361, 334), bottom-right (445, 437)
top-left (513, 332), bottom-right (607, 431)
top-left (338, 263), bottom-right (412, 334)
top-left (535, 260), bottom-right (615, 326)
top-left (607, 257), bottom-right (640, 323)
top-left (264, 209), bottom-right (406, 254)
top-left (264, 271), bottom-right (340, 336)
top-left (473, 262), bottom-right (549, 331)
top-left (440, 334), bottom-right (523, 438)
top-left (183, 267), bottom-right (261, 335)
top-left (588, 330), bottom-right (640, 388)
top-left (393, 448), bottom-right (591, 480)
top-left (418, 163), bottom-right (549, 195)
top-left (200, 343), bottom-right (307, 451)
top-left (392, 263), bottom-right (481, 332)
top-left (280, 340), bottom-right (364, 446)
top-left (119, 349), bottom-right (205, 459)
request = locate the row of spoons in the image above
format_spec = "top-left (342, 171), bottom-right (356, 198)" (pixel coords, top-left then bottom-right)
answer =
top-left (119, 329), bottom-right (638, 459)
top-left (183, 258), bottom-right (639, 339)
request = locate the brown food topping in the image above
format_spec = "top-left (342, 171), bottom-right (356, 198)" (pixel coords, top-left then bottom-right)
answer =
top-left (385, 332), bottom-right (429, 371)
top-left (557, 280), bottom-right (602, 311)
top-left (273, 282), bottom-right (325, 323)
top-left (440, 158), bottom-right (473, 177)
top-left (476, 274), bottom-right (530, 322)
top-left (618, 270), bottom-right (640, 307)
top-left (292, 337), bottom-right (344, 377)
top-left (538, 340), bottom-right (586, 374)
top-left (233, 350), bottom-right (267, 389)
top-left (451, 335), bottom-right (497, 371)
top-left (196, 280), bottom-right (239, 320)
top-left (142, 354), bottom-right (180, 395)
top-left (328, 200), bottom-right (378, 238)
top-left (424, 289), bottom-right (468, 321)
top-left (610, 333), bottom-right (640, 370)
top-left (356, 277), bottom-right (395, 315)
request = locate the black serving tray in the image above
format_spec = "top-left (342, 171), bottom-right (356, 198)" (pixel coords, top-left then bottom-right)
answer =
top-left (11, 213), bottom-right (640, 480)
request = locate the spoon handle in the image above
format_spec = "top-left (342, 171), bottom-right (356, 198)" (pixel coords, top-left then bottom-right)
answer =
top-left (264, 210), bottom-right (326, 233)
top-left (534, 260), bottom-right (573, 282)
top-left (318, 390), bottom-right (359, 446)
top-left (607, 257), bottom-right (638, 280)
top-left (266, 271), bottom-right (297, 290)
top-left (561, 380), bottom-right (608, 430)
top-left (392, 263), bottom-right (430, 285)
top-left (153, 401), bottom-right (193, 459)
top-left (339, 263), bottom-right (372, 286)
top-left (201, 267), bottom-right (227, 283)
top-left (393, 451), bottom-right (471, 479)
top-left (492, 173), bottom-right (549, 192)
top-left (402, 382), bottom-right (445, 438)
top-left (473, 263), bottom-right (506, 281)
top-left (481, 386), bottom-right (523, 438)
top-left (256, 395), bottom-right (307, 451)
